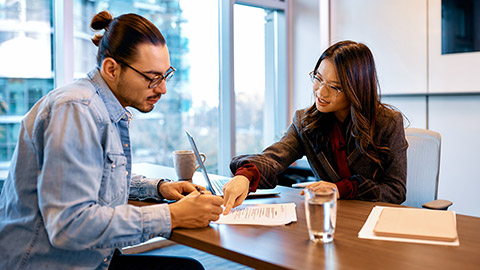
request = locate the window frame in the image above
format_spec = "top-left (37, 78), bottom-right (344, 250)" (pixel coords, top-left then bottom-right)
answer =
top-left (53, 0), bottom-right (291, 176)
top-left (53, 0), bottom-right (74, 88)
top-left (218, 0), bottom-right (290, 175)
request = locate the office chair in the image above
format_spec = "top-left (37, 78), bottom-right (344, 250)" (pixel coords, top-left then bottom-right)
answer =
top-left (403, 128), bottom-right (452, 210)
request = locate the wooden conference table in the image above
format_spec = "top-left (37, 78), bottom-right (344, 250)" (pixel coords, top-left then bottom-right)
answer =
top-left (130, 163), bottom-right (480, 270)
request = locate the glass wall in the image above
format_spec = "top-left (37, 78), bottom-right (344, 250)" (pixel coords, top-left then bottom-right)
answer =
top-left (0, 0), bottom-right (288, 185)
top-left (0, 0), bottom-right (53, 182)
top-left (234, 4), bottom-right (266, 155)
top-left (73, 0), bottom-right (220, 172)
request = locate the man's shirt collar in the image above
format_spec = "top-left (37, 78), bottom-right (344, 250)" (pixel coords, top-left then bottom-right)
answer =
top-left (88, 68), bottom-right (131, 123)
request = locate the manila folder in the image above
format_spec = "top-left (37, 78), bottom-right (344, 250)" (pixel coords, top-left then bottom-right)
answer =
top-left (373, 207), bottom-right (457, 242)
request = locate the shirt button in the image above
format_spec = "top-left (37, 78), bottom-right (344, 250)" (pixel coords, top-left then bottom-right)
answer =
top-left (104, 258), bottom-right (108, 262)
top-left (125, 171), bottom-right (129, 176)
top-left (111, 163), bottom-right (116, 168)
top-left (124, 143), bottom-right (129, 147)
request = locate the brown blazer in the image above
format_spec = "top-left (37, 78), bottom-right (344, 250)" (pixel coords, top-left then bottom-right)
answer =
top-left (230, 107), bottom-right (407, 204)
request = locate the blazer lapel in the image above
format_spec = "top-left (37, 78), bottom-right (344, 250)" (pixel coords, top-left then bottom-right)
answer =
top-left (318, 151), bottom-right (340, 181)
top-left (347, 148), bottom-right (362, 167)
top-left (303, 119), bottom-right (341, 182)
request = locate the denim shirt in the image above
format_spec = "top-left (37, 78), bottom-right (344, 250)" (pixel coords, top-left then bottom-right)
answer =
top-left (0, 69), bottom-right (172, 270)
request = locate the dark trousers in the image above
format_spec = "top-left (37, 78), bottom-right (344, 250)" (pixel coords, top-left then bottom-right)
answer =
top-left (108, 249), bottom-right (204, 270)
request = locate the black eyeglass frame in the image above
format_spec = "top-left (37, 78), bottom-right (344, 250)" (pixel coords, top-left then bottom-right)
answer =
top-left (117, 59), bottom-right (176, 88)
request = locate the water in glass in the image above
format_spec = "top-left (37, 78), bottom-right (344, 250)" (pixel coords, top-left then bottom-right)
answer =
top-left (305, 188), bottom-right (337, 243)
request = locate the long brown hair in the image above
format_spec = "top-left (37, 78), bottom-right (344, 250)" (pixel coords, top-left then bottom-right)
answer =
top-left (90, 11), bottom-right (165, 66)
top-left (303, 40), bottom-right (390, 167)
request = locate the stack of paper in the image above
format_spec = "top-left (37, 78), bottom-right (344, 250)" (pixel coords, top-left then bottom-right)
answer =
top-left (215, 203), bottom-right (297, 226)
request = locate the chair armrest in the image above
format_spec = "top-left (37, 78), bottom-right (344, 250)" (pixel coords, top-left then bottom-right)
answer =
top-left (422, 199), bottom-right (453, 210)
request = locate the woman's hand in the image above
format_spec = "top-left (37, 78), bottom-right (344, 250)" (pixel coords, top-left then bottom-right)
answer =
top-left (222, 175), bottom-right (250, 215)
top-left (300, 180), bottom-right (340, 199)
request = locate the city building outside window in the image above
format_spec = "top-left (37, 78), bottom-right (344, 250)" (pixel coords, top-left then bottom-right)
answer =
top-left (74, 0), bottom-right (220, 172)
top-left (0, 0), bottom-right (53, 185)
top-left (0, 0), bottom-right (288, 190)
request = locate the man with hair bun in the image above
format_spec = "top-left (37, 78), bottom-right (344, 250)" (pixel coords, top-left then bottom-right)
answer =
top-left (0, 11), bottom-right (221, 270)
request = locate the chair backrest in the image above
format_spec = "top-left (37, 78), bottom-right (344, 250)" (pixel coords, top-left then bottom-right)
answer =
top-left (402, 128), bottom-right (441, 208)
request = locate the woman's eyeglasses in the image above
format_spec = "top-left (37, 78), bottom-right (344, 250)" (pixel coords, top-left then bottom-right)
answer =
top-left (309, 71), bottom-right (342, 97)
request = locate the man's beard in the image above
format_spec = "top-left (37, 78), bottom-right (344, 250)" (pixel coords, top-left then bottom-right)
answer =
top-left (115, 78), bottom-right (155, 113)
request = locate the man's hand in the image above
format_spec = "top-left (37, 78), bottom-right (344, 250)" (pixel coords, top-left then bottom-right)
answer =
top-left (300, 180), bottom-right (340, 199)
top-left (222, 175), bottom-right (250, 215)
top-left (159, 181), bottom-right (209, 201)
top-left (168, 193), bottom-right (224, 229)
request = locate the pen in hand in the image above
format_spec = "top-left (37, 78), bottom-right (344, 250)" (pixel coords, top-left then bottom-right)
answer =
top-left (195, 186), bottom-right (205, 194)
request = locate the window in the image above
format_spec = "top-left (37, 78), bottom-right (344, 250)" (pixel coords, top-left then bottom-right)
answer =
top-left (74, 0), bottom-right (220, 172)
top-left (219, 0), bottom-right (288, 175)
top-left (234, 4), bottom-right (266, 155)
top-left (442, 0), bottom-right (480, 54)
top-left (0, 0), bottom-right (289, 184)
top-left (233, 3), bottom-right (288, 157)
top-left (0, 0), bottom-right (53, 182)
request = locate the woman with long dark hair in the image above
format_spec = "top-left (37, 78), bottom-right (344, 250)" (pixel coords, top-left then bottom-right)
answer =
top-left (223, 40), bottom-right (407, 214)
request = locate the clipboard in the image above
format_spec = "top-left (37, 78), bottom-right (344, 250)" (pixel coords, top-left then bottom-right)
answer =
top-left (373, 207), bottom-right (458, 242)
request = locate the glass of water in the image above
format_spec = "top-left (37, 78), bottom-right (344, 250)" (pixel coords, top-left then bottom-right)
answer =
top-left (304, 187), bottom-right (337, 243)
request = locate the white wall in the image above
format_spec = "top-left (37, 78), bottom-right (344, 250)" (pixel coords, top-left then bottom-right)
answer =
top-left (381, 96), bottom-right (427, 129)
top-left (330, 0), bottom-right (428, 95)
top-left (291, 0), bottom-right (320, 115)
top-left (429, 96), bottom-right (480, 217)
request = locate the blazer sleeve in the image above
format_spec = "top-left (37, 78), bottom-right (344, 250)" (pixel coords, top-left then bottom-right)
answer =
top-left (230, 111), bottom-right (306, 188)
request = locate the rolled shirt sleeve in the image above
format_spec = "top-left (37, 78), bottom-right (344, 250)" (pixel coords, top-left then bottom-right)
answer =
top-left (129, 174), bottom-right (162, 200)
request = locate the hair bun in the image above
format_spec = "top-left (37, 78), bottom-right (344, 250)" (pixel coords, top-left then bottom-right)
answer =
top-left (90, 11), bottom-right (113, 30)
top-left (90, 11), bottom-right (114, 46)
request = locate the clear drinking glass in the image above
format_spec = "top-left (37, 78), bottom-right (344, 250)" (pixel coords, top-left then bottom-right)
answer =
top-left (304, 187), bottom-right (337, 243)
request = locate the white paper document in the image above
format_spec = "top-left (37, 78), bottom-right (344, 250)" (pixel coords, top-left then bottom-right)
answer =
top-left (215, 203), bottom-right (297, 226)
top-left (358, 206), bottom-right (460, 246)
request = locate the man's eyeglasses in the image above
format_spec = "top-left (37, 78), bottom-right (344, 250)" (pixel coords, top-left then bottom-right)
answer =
top-left (117, 60), bottom-right (176, 89)
top-left (309, 71), bottom-right (343, 97)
